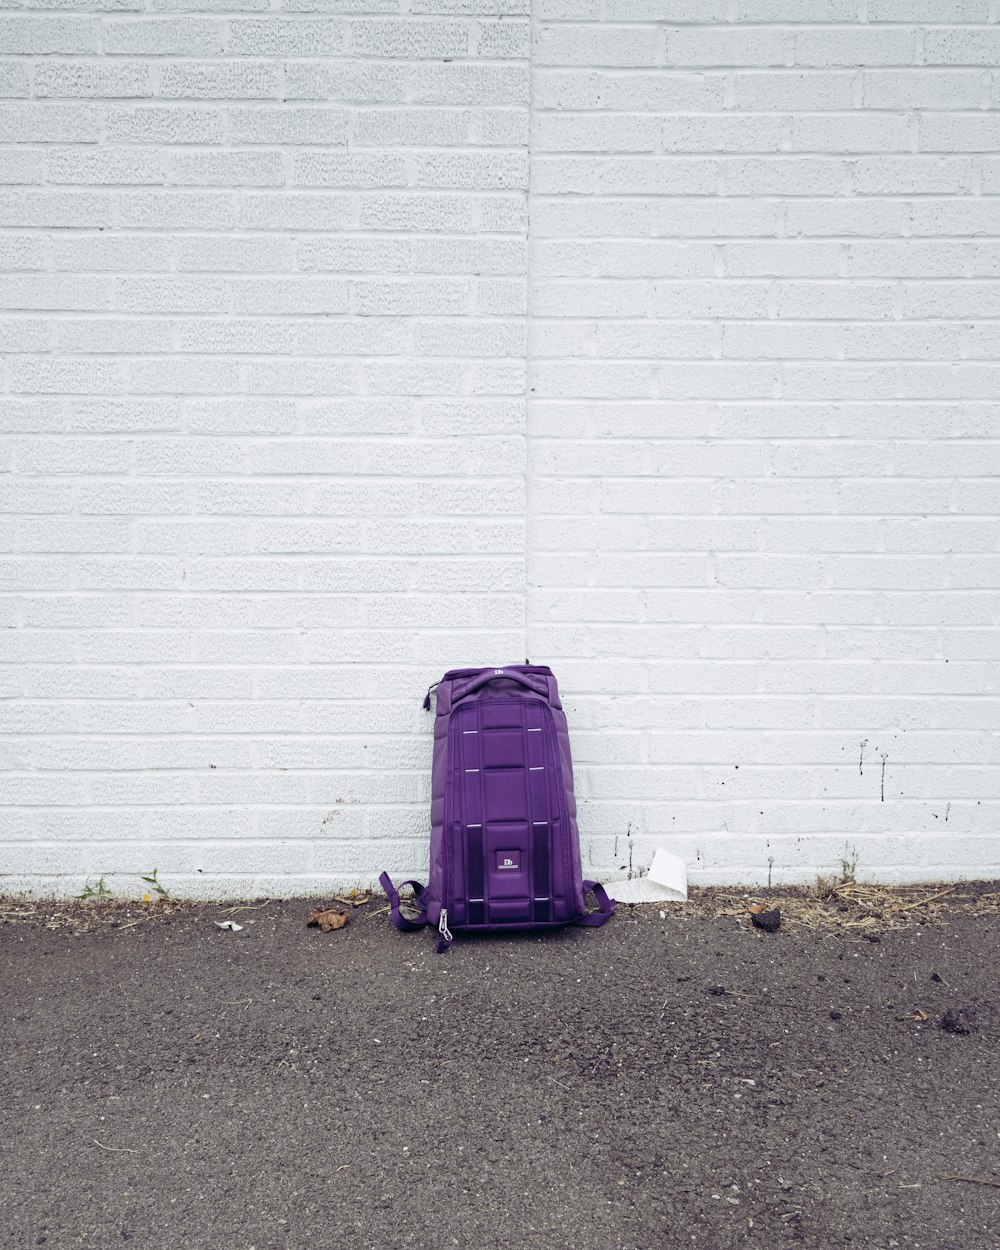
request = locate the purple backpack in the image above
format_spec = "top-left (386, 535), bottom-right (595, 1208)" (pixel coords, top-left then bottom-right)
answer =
top-left (380, 664), bottom-right (614, 952)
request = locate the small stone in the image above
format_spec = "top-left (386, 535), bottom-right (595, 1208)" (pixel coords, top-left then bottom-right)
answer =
top-left (830, 1010), bottom-right (842, 1021)
top-left (751, 908), bottom-right (781, 933)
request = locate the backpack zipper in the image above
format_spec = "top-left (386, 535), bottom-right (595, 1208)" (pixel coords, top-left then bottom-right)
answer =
top-left (436, 907), bottom-right (453, 953)
top-left (541, 704), bottom-right (574, 912)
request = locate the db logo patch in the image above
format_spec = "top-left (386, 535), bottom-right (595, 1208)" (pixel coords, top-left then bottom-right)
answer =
top-left (496, 850), bottom-right (520, 872)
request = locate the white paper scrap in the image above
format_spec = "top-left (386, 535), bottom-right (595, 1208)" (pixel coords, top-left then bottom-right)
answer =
top-left (214, 920), bottom-right (243, 931)
top-left (605, 846), bottom-right (688, 904)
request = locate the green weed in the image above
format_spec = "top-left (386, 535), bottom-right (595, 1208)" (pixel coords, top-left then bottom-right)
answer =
top-left (76, 875), bottom-right (112, 902)
top-left (140, 868), bottom-right (172, 901)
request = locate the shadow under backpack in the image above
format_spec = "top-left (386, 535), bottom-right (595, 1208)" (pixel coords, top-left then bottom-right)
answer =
top-left (380, 664), bottom-right (615, 953)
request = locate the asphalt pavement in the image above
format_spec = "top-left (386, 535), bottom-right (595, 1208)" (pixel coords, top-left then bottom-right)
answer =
top-left (1, 897), bottom-right (998, 1250)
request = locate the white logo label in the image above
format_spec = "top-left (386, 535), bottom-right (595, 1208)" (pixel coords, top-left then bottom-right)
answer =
top-left (502, 857), bottom-right (514, 867)
top-left (494, 669), bottom-right (505, 675)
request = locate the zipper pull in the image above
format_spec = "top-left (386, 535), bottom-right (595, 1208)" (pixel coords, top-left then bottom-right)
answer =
top-left (435, 908), bottom-right (453, 954)
top-left (422, 681), bottom-right (439, 711)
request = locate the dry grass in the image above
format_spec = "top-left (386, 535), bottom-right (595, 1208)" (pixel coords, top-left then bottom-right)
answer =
top-left (648, 879), bottom-right (1000, 934)
top-left (2, 880), bottom-right (999, 937)
top-left (0, 897), bottom-right (195, 933)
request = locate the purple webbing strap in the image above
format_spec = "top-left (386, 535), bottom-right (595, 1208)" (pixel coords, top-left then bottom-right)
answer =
top-left (574, 880), bottom-right (616, 928)
top-left (379, 872), bottom-right (429, 932)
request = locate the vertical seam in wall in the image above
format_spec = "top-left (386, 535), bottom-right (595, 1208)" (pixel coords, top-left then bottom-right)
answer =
top-left (524, 0), bottom-right (536, 666)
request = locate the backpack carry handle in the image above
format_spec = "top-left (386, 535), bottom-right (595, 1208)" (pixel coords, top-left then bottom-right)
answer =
top-left (379, 872), bottom-right (429, 932)
top-left (574, 880), bottom-right (616, 927)
top-left (452, 668), bottom-right (549, 703)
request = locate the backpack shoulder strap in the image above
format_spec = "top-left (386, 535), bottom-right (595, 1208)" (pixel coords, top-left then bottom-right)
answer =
top-left (574, 880), bottom-right (616, 928)
top-left (379, 872), bottom-right (429, 932)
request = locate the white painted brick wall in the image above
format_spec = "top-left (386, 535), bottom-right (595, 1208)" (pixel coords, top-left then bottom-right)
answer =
top-left (2, 1), bottom-right (999, 898)
top-left (529, 3), bottom-right (1000, 888)
top-left (0, 0), bottom-right (529, 897)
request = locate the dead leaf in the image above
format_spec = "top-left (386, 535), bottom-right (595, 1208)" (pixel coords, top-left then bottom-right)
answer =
top-left (748, 903), bottom-right (766, 915)
top-left (307, 907), bottom-right (349, 933)
top-left (913, 1008), bottom-right (929, 1022)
